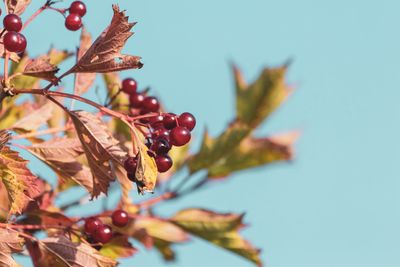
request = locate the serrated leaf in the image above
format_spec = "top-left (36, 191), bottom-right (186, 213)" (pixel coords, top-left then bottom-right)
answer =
top-left (70, 5), bottom-right (142, 74)
top-left (172, 208), bottom-right (262, 267)
top-left (11, 103), bottom-right (53, 132)
top-left (135, 143), bottom-right (158, 194)
top-left (234, 64), bottom-right (291, 128)
top-left (23, 56), bottom-right (59, 82)
top-left (100, 236), bottom-right (137, 260)
top-left (4, 0), bottom-right (31, 15)
top-left (47, 48), bottom-right (73, 65)
top-left (26, 210), bottom-right (74, 228)
top-left (68, 111), bottom-right (127, 197)
top-left (0, 228), bottom-right (24, 267)
top-left (75, 28), bottom-right (96, 95)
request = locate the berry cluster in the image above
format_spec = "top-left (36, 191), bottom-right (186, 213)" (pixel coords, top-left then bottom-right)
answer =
top-left (2, 13), bottom-right (27, 53)
top-left (65, 1), bottom-right (86, 31)
top-left (121, 78), bottom-right (196, 178)
top-left (84, 209), bottom-right (129, 244)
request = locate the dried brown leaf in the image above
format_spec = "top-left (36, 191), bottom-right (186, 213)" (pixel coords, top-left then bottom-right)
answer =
top-left (23, 56), bottom-right (59, 82)
top-left (0, 228), bottom-right (24, 267)
top-left (5, 0), bottom-right (31, 15)
top-left (75, 28), bottom-right (96, 95)
top-left (11, 103), bottom-right (53, 132)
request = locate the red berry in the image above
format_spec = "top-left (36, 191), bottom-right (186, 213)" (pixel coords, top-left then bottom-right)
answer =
top-left (163, 113), bottom-right (177, 129)
top-left (152, 127), bottom-right (170, 141)
top-left (127, 172), bottom-right (136, 182)
top-left (124, 156), bottom-right (137, 173)
top-left (142, 96), bottom-right (160, 112)
top-left (69, 1), bottom-right (87, 17)
top-left (170, 127), bottom-right (191, 146)
top-left (94, 225), bottom-right (113, 243)
top-left (3, 14), bottom-right (22, 32)
top-left (151, 138), bottom-right (171, 155)
top-left (178, 112), bottom-right (196, 131)
top-left (3, 31), bottom-right (26, 53)
top-left (150, 114), bottom-right (164, 128)
top-left (145, 135), bottom-right (153, 148)
top-left (129, 93), bottom-right (144, 108)
top-left (65, 13), bottom-right (82, 31)
top-left (121, 78), bottom-right (137, 94)
top-left (155, 154), bottom-right (173, 173)
top-left (111, 210), bottom-right (129, 227)
top-left (84, 217), bottom-right (103, 235)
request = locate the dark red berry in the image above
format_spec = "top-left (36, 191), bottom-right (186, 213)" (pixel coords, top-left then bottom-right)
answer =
top-left (65, 13), bottom-right (82, 31)
top-left (152, 127), bottom-right (170, 141)
top-left (94, 225), bottom-right (113, 243)
top-left (84, 217), bottom-right (103, 235)
top-left (69, 1), bottom-right (87, 17)
top-left (178, 112), bottom-right (196, 131)
top-left (121, 78), bottom-right (137, 94)
top-left (3, 31), bottom-right (26, 53)
top-left (127, 172), bottom-right (136, 182)
top-left (142, 96), bottom-right (160, 112)
top-left (124, 157), bottom-right (137, 173)
top-left (155, 154), bottom-right (173, 173)
top-left (170, 127), bottom-right (191, 146)
top-left (3, 14), bottom-right (22, 32)
top-left (163, 113), bottom-right (177, 129)
top-left (129, 93), bottom-right (144, 108)
top-left (151, 138), bottom-right (171, 155)
top-left (150, 114), bottom-right (164, 128)
top-left (111, 209), bottom-right (129, 227)
top-left (145, 135), bottom-right (153, 148)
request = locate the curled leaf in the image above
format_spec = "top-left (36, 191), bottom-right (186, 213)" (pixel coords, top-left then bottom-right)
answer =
top-left (23, 56), bottom-right (59, 82)
top-left (134, 143), bottom-right (158, 194)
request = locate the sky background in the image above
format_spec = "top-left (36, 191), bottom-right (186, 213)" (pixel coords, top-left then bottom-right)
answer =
top-left (14, 0), bottom-right (400, 266)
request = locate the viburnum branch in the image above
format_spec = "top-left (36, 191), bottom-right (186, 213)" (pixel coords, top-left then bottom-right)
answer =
top-left (137, 191), bottom-right (176, 210)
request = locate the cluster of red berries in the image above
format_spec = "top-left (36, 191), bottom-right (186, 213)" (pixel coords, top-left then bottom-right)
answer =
top-left (2, 13), bottom-right (27, 53)
top-left (84, 209), bottom-right (129, 244)
top-left (121, 78), bottom-right (196, 178)
top-left (65, 1), bottom-right (86, 31)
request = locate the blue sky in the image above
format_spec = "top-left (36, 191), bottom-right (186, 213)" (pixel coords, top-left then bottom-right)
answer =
top-left (15, 0), bottom-right (400, 266)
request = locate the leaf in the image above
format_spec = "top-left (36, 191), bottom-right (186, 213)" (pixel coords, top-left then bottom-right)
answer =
top-left (134, 142), bottom-right (158, 194)
top-left (26, 137), bottom-right (94, 193)
top-left (102, 72), bottom-right (129, 110)
top-left (0, 228), bottom-right (24, 267)
top-left (4, 0), bottom-right (32, 15)
top-left (36, 236), bottom-right (116, 267)
top-left (234, 64), bottom-right (291, 128)
top-left (25, 210), bottom-right (74, 228)
top-left (207, 131), bottom-right (298, 178)
top-left (172, 208), bottom-right (262, 267)
top-left (23, 56), bottom-right (59, 82)
top-left (0, 131), bottom-right (40, 215)
top-left (70, 5), bottom-right (143, 74)
top-left (11, 103), bottom-right (53, 132)
top-left (75, 28), bottom-right (96, 95)
top-left (68, 110), bottom-right (127, 197)
top-left (100, 236), bottom-right (137, 260)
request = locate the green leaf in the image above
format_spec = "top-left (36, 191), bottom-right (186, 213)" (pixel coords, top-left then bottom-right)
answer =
top-left (171, 208), bottom-right (262, 267)
top-left (100, 236), bottom-right (137, 260)
top-left (234, 64), bottom-right (291, 128)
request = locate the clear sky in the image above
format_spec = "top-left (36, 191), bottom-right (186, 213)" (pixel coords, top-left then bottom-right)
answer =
top-left (15, 0), bottom-right (400, 266)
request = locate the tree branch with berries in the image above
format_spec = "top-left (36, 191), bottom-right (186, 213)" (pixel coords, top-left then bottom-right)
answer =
top-left (0, 1), bottom-right (298, 266)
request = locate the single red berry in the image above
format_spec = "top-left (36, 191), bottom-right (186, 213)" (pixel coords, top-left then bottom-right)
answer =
top-left (111, 209), bottom-right (129, 227)
top-left (150, 114), bottom-right (164, 128)
top-left (94, 225), bottom-right (113, 243)
top-left (3, 31), bottom-right (26, 53)
top-left (69, 1), bottom-right (87, 17)
top-left (127, 172), bottom-right (136, 182)
top-left (65, 13), bottom-right (82, 31)
top-left (124, 156), bottom-right (137, 173)
top-left (151, 138), bottom-right (171, 155)
top-left (129, 93), bottom-right (144, 108)
top-left (155, 154), bottom-right (173, 173)
top-left (121, 78), bottom-right (137, 94)
top-left (178, 112), bottom-right (196, 131)
top-left (152, 127), bottom-right (170, 141)
top-left (3, 14), bottom-right (22, 32)
top-left (163, 113), bottom-right (177, 129)
top-left (84, 217), bottom-right (103, 235)
top-left (142, 96), bottom-right (160, 112)
top-left (170, 127), bottom-right (191, 146)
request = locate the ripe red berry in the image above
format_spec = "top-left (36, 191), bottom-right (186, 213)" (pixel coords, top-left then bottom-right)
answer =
top-left (170, 126), bottom-right (191, 146)
top-left (145, 135), bottom-right (153, 148)
top-left (127, 172), bottom-right (136, 182)
top-left (84, 217), bottom-right (103, 235)
top-left (163, 113), bottom-right (177, 129)
top-left (178, 112), bottom-right (196, 131)
top-left (121, 78), bottom-right (137, 94)
top-left (3, 31), bottom-right (26, 53)
top-left (69, 1), bottom-right (87, 17)
top-left (111, 210), bottom-right (129, 227)
top-left (3, 14), bottom-right (22, 32)
top-left (124, 156), bottom-right (137, 173)
top-left (152, 127), bottom-right (170, 141)
top-left (142, 96), bottom-right (160, 112)
top-left (129, 93), bottom-right (144, 108)
top-left (94, 225), bottom-right (113, 243)
top-left (150, 114), bottom-right (164, 128)
top-left (65, 13), bottom-right (82, 31)
top-left (151, 138), bottom-right (171, 155)
top-left (155, 154), bottom-right (173, 173)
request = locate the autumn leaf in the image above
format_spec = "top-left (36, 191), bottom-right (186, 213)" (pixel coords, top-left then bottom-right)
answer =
top-left (100, 236), bottom-right (137, 260)
top-left (11, 102), bottom-right (53, 132)
top-left (68, 111), bottom-right (127, 197)
top-left (0, 228), bottom-right (24, 267)
top-left (23, 56), bottom-right (59, 82)
top-left (69, 5), bottom-right (143, 74)
top-left (0, 130), bottom-right (40, 215)
top-left (25, 210), bottom-right (74, 228)
top-left (5, 0), bottom-right (31, 15)
top-left (135, 142), bottom-right (158, 194)
top-left (171, 208), bottom-right (262, 267)
top-left (75, 28), bottom-right (96, 95)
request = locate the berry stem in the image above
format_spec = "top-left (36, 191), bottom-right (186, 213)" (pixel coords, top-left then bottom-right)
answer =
top-left (3, 52), bottom-right (9, 82)
top-left (21, 5), bottom-right (47, 31)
